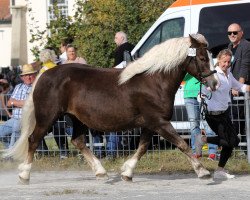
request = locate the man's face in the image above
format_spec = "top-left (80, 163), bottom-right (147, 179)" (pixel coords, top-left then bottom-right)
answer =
top-left (66, 47), bottom-right (77, 61)
top-left (114, 33), bottom-right (123, 46)
top-left (21, 73), bottom-right (37, 85)
top-left (228, 24), bottom-right (243, 45)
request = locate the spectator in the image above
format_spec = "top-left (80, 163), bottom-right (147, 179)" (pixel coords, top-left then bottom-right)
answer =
top-left (64, 44), bottom-right (87, 64)
top-left (91, 129), bottom-right (104, 158)
top-left (0, 79), bottom-right (13, 120)
top-left (183, 74), bottom-right (218, 160)
top-left (114, 31), bottom-right (134, 68)
top-left (38, 49), bottom-right (69, 159)
top-left (195, 49), bottom-right (250, 180)
top-left (0, 64), bottom-right (37, 149)
top-left (104, 31), bottom-right (135, 159)
top-left (59, 41), bottom-right (68, 64)
top-left (228, 23), bottom-right (250, 155)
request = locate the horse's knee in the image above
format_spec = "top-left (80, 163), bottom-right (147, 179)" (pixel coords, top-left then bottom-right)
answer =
top-left (71, 137), bottom-right (85, 150)
top-left (177, 140), bottom-right (190, 152)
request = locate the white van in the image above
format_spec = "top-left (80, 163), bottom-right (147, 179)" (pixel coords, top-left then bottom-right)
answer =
top-left (130, 0), bottom-right (250, 134)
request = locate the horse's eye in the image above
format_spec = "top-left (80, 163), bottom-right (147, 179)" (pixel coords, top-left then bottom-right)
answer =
top-left (200, 56), bottom-right (206, 62)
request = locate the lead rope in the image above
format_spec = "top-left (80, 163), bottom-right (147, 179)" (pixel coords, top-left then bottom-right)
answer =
top-left (199, 82), bottom-right (212, 120)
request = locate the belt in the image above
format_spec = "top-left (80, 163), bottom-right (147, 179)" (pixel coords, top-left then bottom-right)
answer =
top-left (207, 110), bottom-right (226, 115)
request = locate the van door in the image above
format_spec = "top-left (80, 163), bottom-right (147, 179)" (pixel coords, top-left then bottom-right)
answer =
top-left (132, 9), bottom-right (190, 59)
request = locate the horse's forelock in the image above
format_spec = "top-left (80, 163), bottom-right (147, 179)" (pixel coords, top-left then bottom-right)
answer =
top-left (119, 37), bottom-right (191, 84)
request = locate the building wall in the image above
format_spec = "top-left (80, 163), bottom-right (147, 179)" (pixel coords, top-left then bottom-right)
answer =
top-left (26, 0), bottom-right (77, 63)
top-left (26, 0), bottom-right (48, 63)
top-left (0, 0), bottom-right (77, 66)
top-left (0, 24), bottom-right (11, 67)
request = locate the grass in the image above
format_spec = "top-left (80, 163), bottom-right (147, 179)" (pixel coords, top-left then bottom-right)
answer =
top-left (1, 150), bottom-right (249, 175)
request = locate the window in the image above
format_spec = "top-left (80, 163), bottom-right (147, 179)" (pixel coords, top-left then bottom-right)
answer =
top-left (48, 0), bottom-right (68, 20)
top-left (199, 3), bottom-right (250, 58)
top-left (137, 18), bottom-right (185, 57)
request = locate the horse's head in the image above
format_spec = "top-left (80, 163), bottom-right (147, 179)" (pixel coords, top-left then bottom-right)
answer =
top-left (185, 34), bottom-right (219, 91)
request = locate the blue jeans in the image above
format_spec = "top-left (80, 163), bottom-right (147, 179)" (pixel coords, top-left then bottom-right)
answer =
top-left (106, 132), bottom-right (120, 157)
top-left (0, 118), bottom-right (21, 149)
top-left (184, 98), bottom-right (217, 154)
top-left (93, 134), bottom-right (102, 157)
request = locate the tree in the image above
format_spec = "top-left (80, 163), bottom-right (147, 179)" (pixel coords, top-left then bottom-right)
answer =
top-left (29, 0), bottom-right (175, 67)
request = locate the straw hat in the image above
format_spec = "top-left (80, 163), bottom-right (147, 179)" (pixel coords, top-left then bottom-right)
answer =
top-left (20, 64), bottom-right (38, 76)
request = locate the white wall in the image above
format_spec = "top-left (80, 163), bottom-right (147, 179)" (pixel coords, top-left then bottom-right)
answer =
top-left (0, 25), bottom-right (12, 67)
top-left (0, 0), bottom-right (78, 66)
top-left (26, 0), bottom-right (48, 63)
top-left (26, 0), bottom-right (78, 63)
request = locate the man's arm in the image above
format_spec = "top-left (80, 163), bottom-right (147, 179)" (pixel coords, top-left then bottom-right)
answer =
top-left (7, 98), bottom-right (25, 108)
top-left (239, 42), bottom-right (250, 82)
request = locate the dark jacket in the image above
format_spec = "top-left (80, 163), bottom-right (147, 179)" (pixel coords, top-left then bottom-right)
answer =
top-left (114, 42), bottom-right (134, 66)
top-left (229, 38), bottom-right (250, 84)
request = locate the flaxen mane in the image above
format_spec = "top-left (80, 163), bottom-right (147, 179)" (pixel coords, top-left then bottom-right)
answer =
top-left (119, 33), bottom-right (208, 84)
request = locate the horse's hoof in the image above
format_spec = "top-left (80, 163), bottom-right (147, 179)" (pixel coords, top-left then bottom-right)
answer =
top-left (198, 170), bottom-right (211, 179)
top-left (18, 176), bottom-right (30, 185)
top-left (199, 173), bottom-right (211, 179)
top-left (96, 173), bottom-right (109, 180)
top-left (121, 175), bottom-right (133, 182)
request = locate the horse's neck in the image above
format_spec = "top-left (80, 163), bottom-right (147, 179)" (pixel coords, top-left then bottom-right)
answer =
top-left (160, 67), bottom-right (186, 93)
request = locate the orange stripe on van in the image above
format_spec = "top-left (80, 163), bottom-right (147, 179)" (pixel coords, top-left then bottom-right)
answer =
top-left (170, 0), bottom-right (239, 8)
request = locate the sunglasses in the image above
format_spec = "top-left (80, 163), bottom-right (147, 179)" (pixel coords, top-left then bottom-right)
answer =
top-left (227, 31), bottom-right (240, 36)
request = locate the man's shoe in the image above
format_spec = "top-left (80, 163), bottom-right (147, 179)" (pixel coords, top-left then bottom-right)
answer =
top-left (195, 134), bottom-right (205, 156)
top-left (60, 155), bottom-right (68, 160)
top-left (213, 170), bottom-right (235, 180)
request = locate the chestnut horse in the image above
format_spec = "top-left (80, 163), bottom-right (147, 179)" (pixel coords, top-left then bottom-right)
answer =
top-left (5, 34), bottom-right (219, 184)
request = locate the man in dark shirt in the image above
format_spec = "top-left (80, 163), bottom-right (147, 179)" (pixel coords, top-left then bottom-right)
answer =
top-left (228, 23), bottom-right (250, 85)
top-left (114, 31), bottom-right (134, 68)
top-left (228, 23), bottom-right (250, 155)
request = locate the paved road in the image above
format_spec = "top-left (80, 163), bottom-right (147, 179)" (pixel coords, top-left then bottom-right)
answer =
top-left (0, 170), bottom-right (250, 200)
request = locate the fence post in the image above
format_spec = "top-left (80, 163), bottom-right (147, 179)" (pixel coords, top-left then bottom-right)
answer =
top-left (88, 129), bottom-right (94, 152)
top-left (245, 91), bottom-right (250, 163)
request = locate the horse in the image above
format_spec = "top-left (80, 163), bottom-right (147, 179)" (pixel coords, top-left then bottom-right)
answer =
top-left (4, 34), bottom-right (219, 184)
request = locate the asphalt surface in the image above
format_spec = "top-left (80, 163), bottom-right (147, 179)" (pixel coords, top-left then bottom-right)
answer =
top-left (0, 170), bottom-right (250, 200)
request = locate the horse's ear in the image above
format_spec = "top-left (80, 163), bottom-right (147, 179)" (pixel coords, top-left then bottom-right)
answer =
top-left (189, 34), bottom-right (200, 48)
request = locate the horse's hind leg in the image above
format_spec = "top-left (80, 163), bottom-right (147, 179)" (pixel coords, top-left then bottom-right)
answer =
top-left (156, 121), bottom-right (210, 179)
top-left (121, 129), bottom-right (152, 181)
top-left (18, 126), bottom-right (48, 184)
top-left (70, 119), bottom-right (107, 179)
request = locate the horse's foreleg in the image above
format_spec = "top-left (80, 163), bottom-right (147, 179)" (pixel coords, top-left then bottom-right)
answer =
top-left (157, 122), bottom-right (210, 179)
top-left (71, 134), bottom-right (108, 179)
top-left (121, 129), bottom-right (152, 181)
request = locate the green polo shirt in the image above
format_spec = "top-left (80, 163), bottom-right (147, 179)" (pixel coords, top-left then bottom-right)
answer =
top-left (183, 74), bottom-right (200, 99)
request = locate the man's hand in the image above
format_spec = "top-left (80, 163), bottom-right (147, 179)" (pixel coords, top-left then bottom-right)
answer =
top-left (239, 77), bottom-right (245, 84)
top-left (246, 85), bottom-right (250, 92)
top-left (232, 89), bottom-right (239, 96)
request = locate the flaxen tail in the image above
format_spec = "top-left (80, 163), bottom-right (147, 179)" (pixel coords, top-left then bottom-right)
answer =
top-left (3, 74), bottom-right (42, 161)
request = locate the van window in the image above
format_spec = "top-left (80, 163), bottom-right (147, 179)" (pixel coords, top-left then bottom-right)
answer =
top-left (199, 3), bottom-right (250, 58)
top-left (138, 18), bottom-right (185, 57)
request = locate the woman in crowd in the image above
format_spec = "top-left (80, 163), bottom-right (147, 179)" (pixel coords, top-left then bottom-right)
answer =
top-left (64, 44), bottom-right (87, 64)
top-left (0, 79), bottom-right (13, 120)
top-left (38, 49), bottom-right (69, 159)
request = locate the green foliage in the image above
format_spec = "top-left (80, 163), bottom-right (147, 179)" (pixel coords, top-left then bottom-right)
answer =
top-left (28, 0), bottom-right (175, 67)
